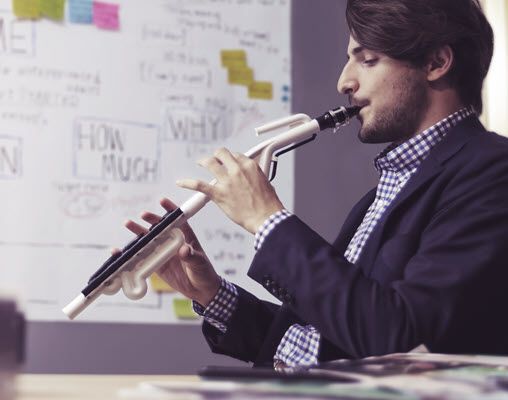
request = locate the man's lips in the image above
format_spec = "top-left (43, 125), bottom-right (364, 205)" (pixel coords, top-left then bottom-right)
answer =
top-left (357, 104), bottom-right (367, 115)
top-left (351, 102), bottom-right (368, 113)
top-left (349, 100), bottom-right (368, 121)
top-left (356, 105), bottom-right (367, 122)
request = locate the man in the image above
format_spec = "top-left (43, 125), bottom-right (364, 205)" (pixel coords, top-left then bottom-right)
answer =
top-left (127, 0), bottom-right (508, 367)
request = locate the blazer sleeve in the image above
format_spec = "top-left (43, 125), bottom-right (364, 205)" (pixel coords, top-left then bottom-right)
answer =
top-left (202, 285), bottom-right (280, 363)
top-left (247, 170), bottom-right (508, 358)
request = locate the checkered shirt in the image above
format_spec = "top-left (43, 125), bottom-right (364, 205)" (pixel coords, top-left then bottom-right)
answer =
top-left (274, 324), bottom-right (320, 367)
top-left (192, 277), bottom-right (238, 333)
top-left (254, 209), bottom-right (292, 250)
top-left (193, 105), bottom-right (474, 368)
top-left (344, 106), bottom-right (474, 264)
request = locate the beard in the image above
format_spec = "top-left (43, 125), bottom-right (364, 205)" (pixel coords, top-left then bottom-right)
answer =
top-left (357, 73), bottom-right (429, 144)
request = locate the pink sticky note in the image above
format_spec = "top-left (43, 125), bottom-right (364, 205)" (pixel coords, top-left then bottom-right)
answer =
top-left (92, 1), bottom-right (119, 30)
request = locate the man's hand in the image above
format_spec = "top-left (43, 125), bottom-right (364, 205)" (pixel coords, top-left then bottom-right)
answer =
top-left (122, 198), bottom-right (221, 308)
top-left (176, 147), bottom-right (285, 234)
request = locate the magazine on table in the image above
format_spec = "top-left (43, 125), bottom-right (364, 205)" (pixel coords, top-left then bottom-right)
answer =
top-left (118, 353), bottom-right (508, 399)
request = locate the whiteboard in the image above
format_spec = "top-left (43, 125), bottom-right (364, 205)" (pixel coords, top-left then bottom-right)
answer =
top-left (0, 0), bottom-right (291, 324)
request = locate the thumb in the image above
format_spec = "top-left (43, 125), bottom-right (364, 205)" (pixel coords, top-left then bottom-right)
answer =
top-left (179, 243), bottom-right (208, 266)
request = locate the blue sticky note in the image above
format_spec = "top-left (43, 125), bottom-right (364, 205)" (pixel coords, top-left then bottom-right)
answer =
top-left (68, 0), bottom-right (93, 24)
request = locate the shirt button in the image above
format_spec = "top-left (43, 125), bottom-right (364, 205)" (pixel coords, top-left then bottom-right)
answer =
top-left (282, 346), bottom-right (290, 355)
top-left (283, 293), bottom-right (294, 305)
top-left (262, 275), bottom-right (272, 287)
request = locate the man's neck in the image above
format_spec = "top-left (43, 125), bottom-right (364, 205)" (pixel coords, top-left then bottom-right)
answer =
top-left (413, 91), bottom-right (467, 136)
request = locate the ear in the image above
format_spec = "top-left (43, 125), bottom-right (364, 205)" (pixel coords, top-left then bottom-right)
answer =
top-left (426, 45), bottom-right (454, 82)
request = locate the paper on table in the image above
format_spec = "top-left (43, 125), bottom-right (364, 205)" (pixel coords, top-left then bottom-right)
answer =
top-left (126, 380), bottom-right (402, 400)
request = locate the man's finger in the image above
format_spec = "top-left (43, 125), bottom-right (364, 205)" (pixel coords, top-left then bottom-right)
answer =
top-left (179, 243), bottom-right (209, 266)
top-left (110, 247), bottom-right (122, 255)
top-left (233, 151), bottom-right (250, 162)
top-left (141, 211), bottom-right (162, 225)
top-left (125, 219), bottom-right (148, 235)
top-left (176, 179), bottom-right (214, 196)
top-left (198, 156), bottom-right (227, 179)
top-left (160, 197), bottom-right (178, 212)
top-left (214, 147), bottom-right (239, 172)
top-left (159, 198), bottom-right (199, 242)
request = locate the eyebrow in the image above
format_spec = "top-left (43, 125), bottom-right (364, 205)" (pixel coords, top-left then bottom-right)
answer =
top-left (346, 46), bottom-right (365, 59)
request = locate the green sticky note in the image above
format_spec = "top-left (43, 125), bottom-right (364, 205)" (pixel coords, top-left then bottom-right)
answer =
top-left (40, 0), bottom-right (65, 20)
top-left (248, 81), bottom-right (273, 100)
top-left (228, 67), bottom-right (254, 86)
top-left (173, 298), bottom-right (198, 320)
top-left (13, 0), bottom-right (41, 19)
top-left (221, 49), bottom-right (247, 68)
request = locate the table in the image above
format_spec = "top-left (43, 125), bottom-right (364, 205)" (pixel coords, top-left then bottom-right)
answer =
top-left (16, 374), bottom-right (199, 400)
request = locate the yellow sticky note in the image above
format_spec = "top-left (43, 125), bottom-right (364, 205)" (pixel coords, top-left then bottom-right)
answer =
top-left (40, 0), bottom-right (65, 20)
top-left (221, 50), bottom-right (247, 68)
top-left (248, 81), bottom-right (273, 100)
top-left (225, 59), bottom-right (248, 69)
top-left (13, 0), bottom-right (40, 19)
top-left (173, 298), bottom-right (198, 320)
top-left (228, 67), bottom-right (254, 86)
top-left (150, 273), bottom-right (174, 293)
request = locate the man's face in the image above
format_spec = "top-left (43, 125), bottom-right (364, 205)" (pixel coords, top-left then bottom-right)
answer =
top-left (338, 36), bottom-right (429, 144)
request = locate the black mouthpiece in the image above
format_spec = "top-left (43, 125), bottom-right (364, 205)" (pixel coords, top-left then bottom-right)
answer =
top-left (316, 106), bottom-right (361, 131)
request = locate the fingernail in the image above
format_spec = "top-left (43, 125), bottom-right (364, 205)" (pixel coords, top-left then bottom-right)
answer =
top-left (175, 180), bottom-right (183, 186)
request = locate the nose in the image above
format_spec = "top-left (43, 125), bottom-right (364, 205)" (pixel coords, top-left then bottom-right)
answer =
top-left (337, 63), bottom-right (358, 95)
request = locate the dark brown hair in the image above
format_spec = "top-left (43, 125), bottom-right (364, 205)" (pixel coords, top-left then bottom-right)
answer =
top-left (346, 0), bottom-right (493, 113)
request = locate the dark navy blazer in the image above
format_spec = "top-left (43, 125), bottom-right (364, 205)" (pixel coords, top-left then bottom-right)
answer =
top-left (202, 116), bottom-right (508, 366)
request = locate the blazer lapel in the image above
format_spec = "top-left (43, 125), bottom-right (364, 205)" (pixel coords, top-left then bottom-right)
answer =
top-left (354, 116), bottom-right (484, 275)
top-left (333, 188), bottom-right (376, 254)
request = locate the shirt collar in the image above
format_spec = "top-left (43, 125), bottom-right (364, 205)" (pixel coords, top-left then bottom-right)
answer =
top-left (374, 106), bottom-right (476, 174)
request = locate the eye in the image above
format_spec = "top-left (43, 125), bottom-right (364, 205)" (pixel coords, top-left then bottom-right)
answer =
top-left (362, 58), bottom-right (378, 66)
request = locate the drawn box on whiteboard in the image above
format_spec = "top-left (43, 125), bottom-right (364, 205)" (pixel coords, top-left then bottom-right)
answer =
top-left (162, 108), bottom-right (230, 144)
top-left (73, 118), bottom-right (160, 183)
top-left (0, 11), bottom-right (36, 57)
top-left (0, 135), bottom-right (22, 179)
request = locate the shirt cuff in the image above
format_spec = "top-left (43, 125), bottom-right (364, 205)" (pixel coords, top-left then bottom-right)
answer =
top-left (254, 209), bottom-right (292, 251)
top-left (273, 324), bottom-right (320, 367)
top-left (192, 277), bottom-right (239, 333)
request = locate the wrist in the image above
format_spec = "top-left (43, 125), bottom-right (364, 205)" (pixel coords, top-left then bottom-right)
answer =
top-left (194, 275), bottom-right (221, 308)
top-left (248, 203), bottom-right (284, 234)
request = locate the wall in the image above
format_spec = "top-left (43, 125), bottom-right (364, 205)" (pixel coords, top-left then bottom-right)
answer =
top-left (480, 0), bottom-right (508, 136)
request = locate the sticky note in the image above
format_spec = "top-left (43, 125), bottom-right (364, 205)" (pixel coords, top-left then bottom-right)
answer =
top-left (173, 298), bottom-right (198, 320)
top-left (93, 1), bottom-right (119, 30)
top-left (13, 0), bottom-right (40, 19)
top-left (228, 67), bottom-right (254, 86)
top-left (150, 273), bottom-right (174, 293)
top-left (221, 50), bottom-right (247, 68)
top-left (40, 0), bottom-right (65, 21)
top-left (69, 0), bottom-right (93, 24)
top-left (248, 81), bottom-right (273, 100)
